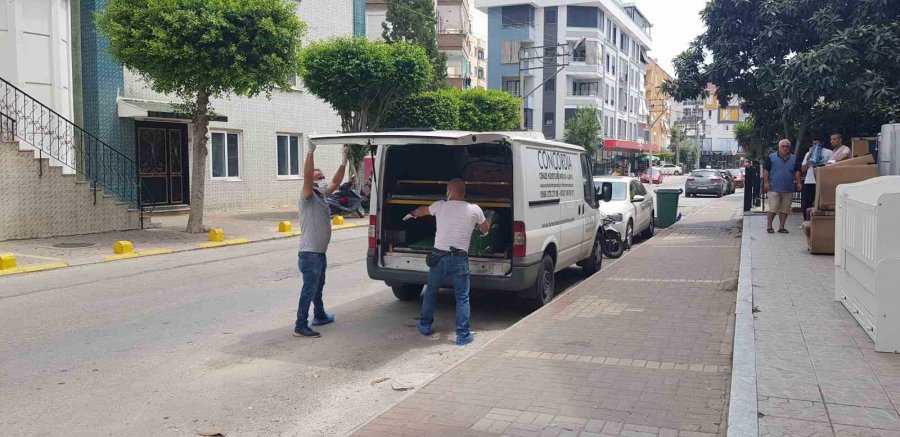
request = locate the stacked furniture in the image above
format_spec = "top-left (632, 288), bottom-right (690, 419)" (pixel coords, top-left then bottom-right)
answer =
top-left (803, 155), bottom-right (879, 254)
top-left (834, 176), bottom-right (900, 352)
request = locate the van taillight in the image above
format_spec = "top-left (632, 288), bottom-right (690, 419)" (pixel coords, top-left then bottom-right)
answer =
top-left (513, 221), bottom-right (526, 257)
top-left (368, 215), bottom-right (377, 249)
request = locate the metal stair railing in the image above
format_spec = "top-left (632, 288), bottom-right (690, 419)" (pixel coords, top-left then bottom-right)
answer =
top-left (0, 75), bottom-right (143, 209)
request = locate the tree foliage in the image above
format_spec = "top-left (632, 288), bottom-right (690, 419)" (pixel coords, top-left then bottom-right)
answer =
top-left (383, 88), bottom-right (521, 132)
top-left (734, 120), bottom-right (772, 163)
top-left (457, 89), bottom-right (521, 132)
top-left (299, 37), bottom-right (432, 134)
top-left (383, 89), bottom-right (461, 130)
top-left (97, 0), bottom-right (306, 233)
top-left (563, 107), bottom-right (602, 156)
top-left (383, 0), bottom-right (448, 89)
top-left (662, 0), bottom-right (900, 159)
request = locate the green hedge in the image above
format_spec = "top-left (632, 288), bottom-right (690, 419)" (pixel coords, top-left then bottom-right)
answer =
top-left (382, 89), bottom-right (460, 130)
top-left (382, 88), bottom-right (521, 131)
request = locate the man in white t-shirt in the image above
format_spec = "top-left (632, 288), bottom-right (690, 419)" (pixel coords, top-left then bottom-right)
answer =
top-left (801, 138), bottom-right (833, 220)
top-left (406, 179), bottom-right (492, 346)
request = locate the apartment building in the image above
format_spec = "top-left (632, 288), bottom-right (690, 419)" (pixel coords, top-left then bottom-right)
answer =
top-left (645, 57), bottom-right (673, 152)
top-left (368, 0), bottom-right (485, 90)
top-left (478, 0), bottom-right (653, 173)
top-left (473, 36), bottom-right (489, 89)
top-left (673, 84), bottom-right (748, 168)
top-left (0, 0), bottom-right (362, 239)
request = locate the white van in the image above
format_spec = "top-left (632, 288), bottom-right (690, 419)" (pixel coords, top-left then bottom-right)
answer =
top-left (309, 131), bottom-right (612, 308)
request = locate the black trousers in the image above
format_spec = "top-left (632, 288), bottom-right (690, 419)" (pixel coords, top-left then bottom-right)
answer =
top-left (801, 183), bottom-right (817, 220)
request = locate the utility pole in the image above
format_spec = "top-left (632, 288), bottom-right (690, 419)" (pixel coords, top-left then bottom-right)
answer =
top-left (517, 39), bottom-right (584, 130)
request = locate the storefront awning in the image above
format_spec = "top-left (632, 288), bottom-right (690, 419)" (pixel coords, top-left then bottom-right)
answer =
top-left (117, 98), bottom-right (228, 122)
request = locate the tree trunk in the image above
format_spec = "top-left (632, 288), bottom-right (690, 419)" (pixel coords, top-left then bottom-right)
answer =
top-left (675, 142), bottom-right (681, 167)
top-left (186, 90), bottom-right (211, 234)
top-left (794, 112), bottom-right (810, 160)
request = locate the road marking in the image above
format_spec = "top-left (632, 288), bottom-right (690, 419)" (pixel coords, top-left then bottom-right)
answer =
top-left (105, 248), bottom-right (173, 262)
top-left (198, 238), bottom-right (251, 248)
top-left (0, 262), bottom-right (69, 276)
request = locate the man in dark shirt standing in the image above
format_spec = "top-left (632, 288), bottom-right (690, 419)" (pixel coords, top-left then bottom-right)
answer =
top-left (762, 139), bottom-right (801, 234)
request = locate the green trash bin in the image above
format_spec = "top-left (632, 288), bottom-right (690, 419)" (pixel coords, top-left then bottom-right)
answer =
top-left (655, 188), bottom-right (683, 228)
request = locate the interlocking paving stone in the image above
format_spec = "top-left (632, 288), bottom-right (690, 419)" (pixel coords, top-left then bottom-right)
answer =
top-left (353, 204), bottom-right (743, 436)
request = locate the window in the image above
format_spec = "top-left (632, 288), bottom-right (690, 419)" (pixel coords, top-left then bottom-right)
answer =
top-left (211, 131), bottom-right (240, 179)
top-left (545, 78), bottom-right (555, 93)
top-left (501, 5), bottom-right (534, 27)
top-left (544, 7), bottom-right (557, 25)
top-left (565, 108), bottom-right (577, 123)
top-left (501, 40), bottom-right (521, 64)
top-left (477, 50), bottom-right (485, 60)
top-left (544, 112), bottom-right (554, 126)
top-left (477, 68), bottom-right (484, 79)
top-left (503, 79), bottom-right (520, 96)
top-left (567, 6), bottom-right (598, 28)
top-left (708, 110), bottom-right (712, 118)
top-left (277, 134), bottom-right (301, 177)
top-left (572, 42), bottom-right (586, 62)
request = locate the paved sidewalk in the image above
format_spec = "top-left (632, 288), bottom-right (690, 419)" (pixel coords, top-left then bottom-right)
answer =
top-left (748, 214), bottom-right (900, 437)
top-left (0, 208), bottom-right (365, 271)
top-left (354, 200), bottom-right (743, 437)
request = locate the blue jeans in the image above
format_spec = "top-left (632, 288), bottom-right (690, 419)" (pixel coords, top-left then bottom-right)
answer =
top-left (296, 252), bottom-right (328, 330)
top-left (420, 254), bottom-right (471, 338)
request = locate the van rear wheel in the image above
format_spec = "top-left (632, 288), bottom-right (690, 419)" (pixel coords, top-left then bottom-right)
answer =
top-left (524, 255), bottom-right (555, 310)
top-left (578, 237), bottom-right (603, 277)
top-left (391, 284), bottom-right (422, 301)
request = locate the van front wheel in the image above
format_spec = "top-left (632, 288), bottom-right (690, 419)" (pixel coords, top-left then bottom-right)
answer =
top-left (391, 284), bottom-right (422, 301)
top-left (524, 255), bottom-right (555, 310)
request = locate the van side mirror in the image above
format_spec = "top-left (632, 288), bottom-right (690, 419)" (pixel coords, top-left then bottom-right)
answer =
top-left (596, 182), bottom-right (613, 203)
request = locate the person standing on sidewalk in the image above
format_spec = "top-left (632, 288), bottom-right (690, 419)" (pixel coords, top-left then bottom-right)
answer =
top-left (763, 139), bottom-right (801, 234)
top-left (800, 138), bottom-right (833, 220)
top-left (830, 133), bottom-right (852, 162)
top-left (293, 143), bottom-right (347, 338)
top-left (406, 179), bottom-right (492, 346)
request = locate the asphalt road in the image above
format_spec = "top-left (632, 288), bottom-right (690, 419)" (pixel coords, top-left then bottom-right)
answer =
top-left (0, 175), bottom-right (728, 436)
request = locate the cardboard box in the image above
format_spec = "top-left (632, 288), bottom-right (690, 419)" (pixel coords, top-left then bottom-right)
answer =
top-left (852, 138), bottom-right (873, 158)
top-left (814, 164), bottom-right (879, 210)
top-left (806, 211), bottom-right (835, 254)
top-left (833, 154), bottom-right (874, 167)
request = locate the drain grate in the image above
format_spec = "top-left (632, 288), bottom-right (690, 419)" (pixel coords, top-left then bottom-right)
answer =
top-left (52, 242), bottom-right (96, 248)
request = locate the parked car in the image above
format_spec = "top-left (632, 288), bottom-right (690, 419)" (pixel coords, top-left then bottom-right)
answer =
top-left (659, 163), bottom-right (683, 175)
top-left (640, 167), bottom-right (664, 184)
top-left (717, 169), bottom-right (736, 194)
top-left (727, 169), bottom-right (745, 188)
top-left (592, 176), bottom-right (655, 249)
top-left (310, 130), bottom-right (614, 310)
top-left (685, 169), bottom-right (729, 197)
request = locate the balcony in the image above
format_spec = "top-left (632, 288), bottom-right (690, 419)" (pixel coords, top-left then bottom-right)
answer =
top-left (438, 33), bottom-right (466, 51)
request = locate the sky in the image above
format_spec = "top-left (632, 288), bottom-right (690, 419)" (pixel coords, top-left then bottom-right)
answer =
top-left (470, 0), bottom-right (708, 77)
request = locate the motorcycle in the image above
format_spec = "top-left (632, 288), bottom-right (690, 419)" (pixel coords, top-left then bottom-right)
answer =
top-left (600, 213), bottom-right (625, 259)
top-left (327, 178), bottom-right (368, 218)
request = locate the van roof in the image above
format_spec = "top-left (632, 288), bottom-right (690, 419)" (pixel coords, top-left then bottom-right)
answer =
top-left (309, 130), bottom-right (585, 152)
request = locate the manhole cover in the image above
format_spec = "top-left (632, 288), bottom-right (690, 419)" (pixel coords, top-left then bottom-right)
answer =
top-left (52, 242), bottom-right (96, 248)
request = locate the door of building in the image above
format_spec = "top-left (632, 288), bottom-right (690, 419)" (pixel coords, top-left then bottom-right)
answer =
top-left (135, 121), bottom-right (189, 206)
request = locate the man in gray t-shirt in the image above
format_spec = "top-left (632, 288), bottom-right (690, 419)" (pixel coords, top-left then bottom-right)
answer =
top-left (293, 143), bottom-right (347, 338)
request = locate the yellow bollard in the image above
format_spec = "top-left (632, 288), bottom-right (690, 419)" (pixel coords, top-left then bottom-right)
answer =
top-left (0, 253), bottom-right (16, 270)
top-left (209, 228), bottom-right (225, 242)
top-left (332, 216), bottom-right (345, 225)
top-left (113, 241), bottom-right (134, 255)
top-left (278, 221), bottom-right (293, 233)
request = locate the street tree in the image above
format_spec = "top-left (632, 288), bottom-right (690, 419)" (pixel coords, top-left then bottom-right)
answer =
top-left (298, 37), bottom-right (431, 174)
top-left (97, 0), bottom-right (306, 233)
top-left (662, 0), bottom-right (900, 159)
top-left (668, 123), bottom-right (689, 167)
top-left (383, 0), bottom-right (448, 89)
top-left (563, 106), bottom-right (602, 156)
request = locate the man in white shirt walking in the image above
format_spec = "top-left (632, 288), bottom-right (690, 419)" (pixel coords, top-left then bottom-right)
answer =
top-left (406, 179), bottom-right (492, 346)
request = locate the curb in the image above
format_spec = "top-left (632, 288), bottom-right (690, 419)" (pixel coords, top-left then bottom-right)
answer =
top-left (727, 216), bottom-right (758, 436)
top-left (0, 223), bottom-right (363, 278)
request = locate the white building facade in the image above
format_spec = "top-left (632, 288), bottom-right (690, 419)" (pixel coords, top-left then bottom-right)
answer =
top-left (477, 0), bottom-right (652, 144)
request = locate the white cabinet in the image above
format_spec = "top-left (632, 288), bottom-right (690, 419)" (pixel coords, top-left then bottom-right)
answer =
top-left (835, 176), bottom-right (900, 352)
